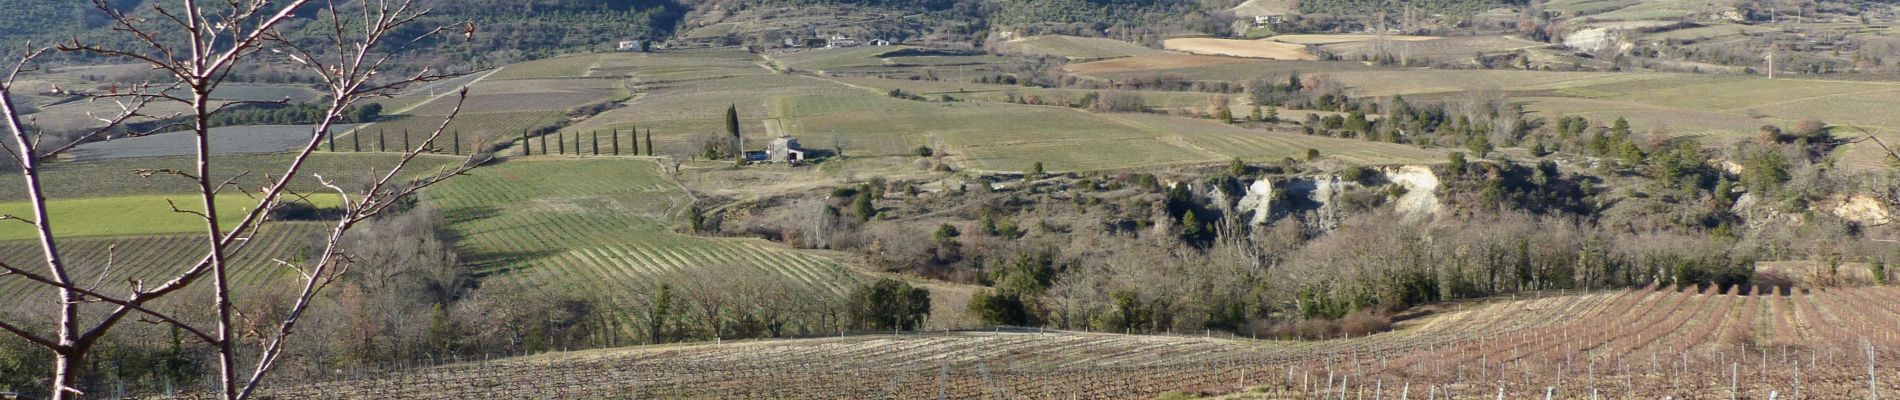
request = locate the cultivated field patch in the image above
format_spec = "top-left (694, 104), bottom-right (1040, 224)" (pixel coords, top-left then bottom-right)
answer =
top-left (1268, 34), bottom-right (1441, 45)
top-left (1063, 54), bottom-right (1258, 76)
top-left (68, 124), bottom-right (361, 161)
top-left (0, 153), bottom-right (465, 202)
top-left (1000, 35), bottom-right (1168, 60)
top-left (1162, 38), bottom-right (1317, 60)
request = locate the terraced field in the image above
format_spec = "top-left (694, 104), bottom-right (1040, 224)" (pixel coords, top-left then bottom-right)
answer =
top-left (425, 158), bottom-right (864, 335)
top-left (267, 286), bottom-right (1900, 399)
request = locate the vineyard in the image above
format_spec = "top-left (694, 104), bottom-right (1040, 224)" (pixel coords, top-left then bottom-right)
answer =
top-left (0, 222), bottom-right (327, 307)
top-left (262, 286), bottom-right (1900, 399)
top-left (424, 158), bottom-right (864, 335)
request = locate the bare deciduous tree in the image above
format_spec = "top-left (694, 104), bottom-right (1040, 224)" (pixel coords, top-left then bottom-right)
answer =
top-left (0, 0), bottom-right (480, 398)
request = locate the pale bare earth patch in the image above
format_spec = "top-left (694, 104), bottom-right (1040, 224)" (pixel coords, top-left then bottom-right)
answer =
top-left (1162, 38), bottom-right (1318, 61)
top-left (1267, 34), bottom-right (1443, 45)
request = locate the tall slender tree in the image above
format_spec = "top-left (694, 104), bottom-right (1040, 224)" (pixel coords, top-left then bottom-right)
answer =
top-left (522, 129), bottom-right (531, 155)
top-left (592, 130), bottom-right (600, 155)
top-left (0, 1), bottom-right (476, 398)
top-left (612, 128), bottom-right (620, 155)
top-left (378, 129), bottom-right (387, 152)
top-left (727, 104), bottom-right (741, 156)
top-left (557, 131), bottom-right (565, 155)
top-left (646, 129), bottom-right (654, 156)
top-left (631, 125), bottom-right (640, 155)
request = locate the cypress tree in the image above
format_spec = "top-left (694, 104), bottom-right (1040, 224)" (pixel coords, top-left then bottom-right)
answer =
top-left (521, 129), bottom-right (531, 155)
top-left (630, 125), bottom-right (640, 155)
top-left (541, 130), bottom-right (550, 155)
top-left (646, 129), bottom-right (654, 156)
top-left (557, 132), bottom-right (564, 155)
top-left (613, 128), bottom-right (620, 155)
top-left (452, 130), bottom-right (461, 155)
top-left (592, 130), bottom-right (600, 155)
top-left (402, 129), bottom-right (411, 152)
top-left (378, 129), bottom-right (386, 152)
top-left (326, 129), bottom-right (335, 152)
top-left (352, 129), bottom-right (360, 152)
top-left (726, 104), bottom-right (741, 156)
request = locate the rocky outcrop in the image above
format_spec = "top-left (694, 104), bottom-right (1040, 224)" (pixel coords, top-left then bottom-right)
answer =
top-left (1234, 165), bottom-right (1443, 228)
top-left (1827, 195), bottom-right (1894, 226)
top-left (1384, 165), bottom-right (1442, 219)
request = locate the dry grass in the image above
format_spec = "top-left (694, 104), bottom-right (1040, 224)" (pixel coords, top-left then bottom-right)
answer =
top-left (1163, 38), bottom-right (1317, 61)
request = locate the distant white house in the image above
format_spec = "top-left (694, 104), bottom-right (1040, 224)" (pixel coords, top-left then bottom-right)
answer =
top-left (826, 35), bottom-right (861, 49)
top-left (1252, 15), bottom-right (1286, 26)
top-left (617, 40), bottom-right (643, 52)
top-left (868, 39), bottom-right (892, 47)
top-left (767, 136), bottom-right (806, 163)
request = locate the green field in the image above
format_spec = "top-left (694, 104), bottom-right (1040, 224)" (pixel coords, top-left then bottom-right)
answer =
top-left (0, 194), bottom-right (341, 241)
top-left (427, 159), bottom-right (863, 334)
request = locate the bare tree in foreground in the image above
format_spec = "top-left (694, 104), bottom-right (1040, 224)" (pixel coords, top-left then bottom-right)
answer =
top-left (0, 0), bottom-right (478, 398)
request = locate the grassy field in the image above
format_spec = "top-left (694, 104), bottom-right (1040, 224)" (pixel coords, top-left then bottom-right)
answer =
top-left (426, 158), bottom-right (865, 335)
top-left (268, 287), bottom-right (1900, 399)
top-left (0, 194), bottom-right (341, 241)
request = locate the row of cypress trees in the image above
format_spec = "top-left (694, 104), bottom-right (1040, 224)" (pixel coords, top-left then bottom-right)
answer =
top-left (520, 127), bottom-right (655, 156)
top-left (321, 127), bottom-right (657, 156)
